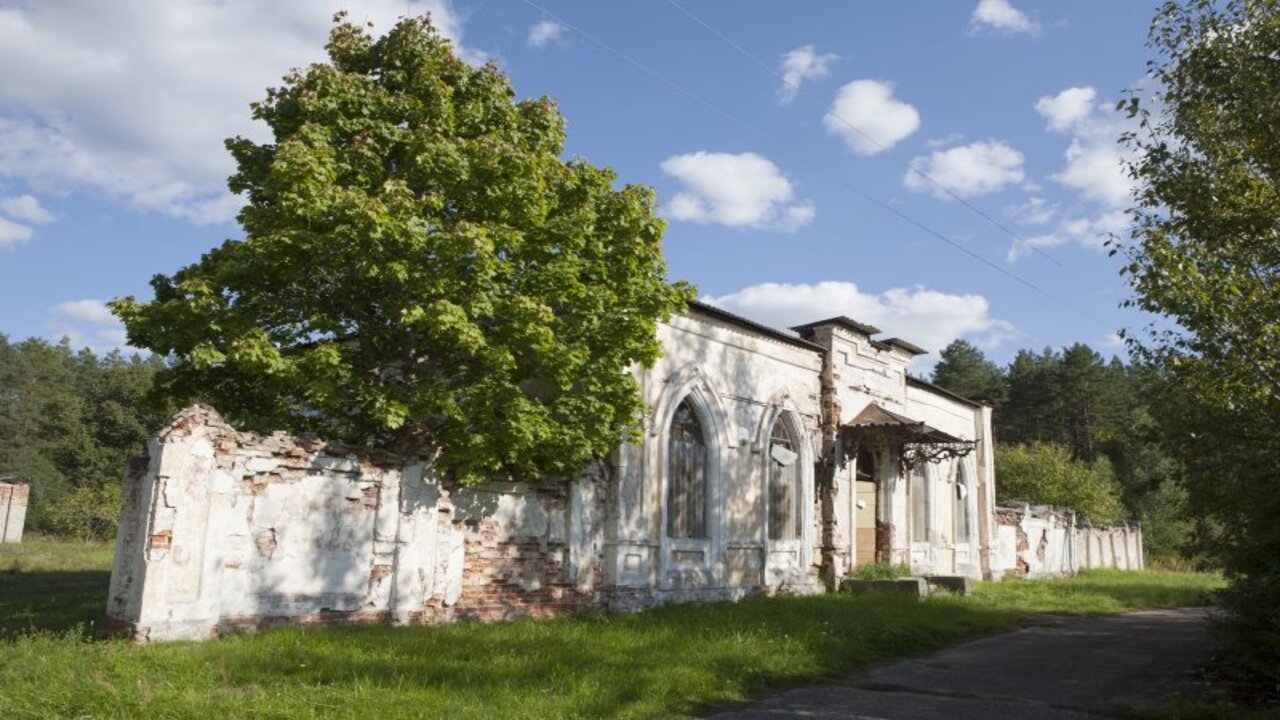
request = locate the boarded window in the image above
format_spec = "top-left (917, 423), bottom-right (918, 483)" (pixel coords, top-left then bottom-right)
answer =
top-left (910, 464), bottom-right (929, 543)
top-left (667, 399), bottom-right (708, 539)
top-left (954, 462), bottom-right (971, 543)
top-left (767, 417), bottom-right (801, 541)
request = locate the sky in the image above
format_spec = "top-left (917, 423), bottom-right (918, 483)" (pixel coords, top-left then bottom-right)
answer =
top-left (0, 0), bottom-right (1164, 371)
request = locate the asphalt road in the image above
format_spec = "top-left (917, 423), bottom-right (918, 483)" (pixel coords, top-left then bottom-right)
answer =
top-left (708, 607), bottom-right (1217, 719)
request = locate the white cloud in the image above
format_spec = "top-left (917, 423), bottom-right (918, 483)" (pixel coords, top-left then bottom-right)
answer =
top-left (702, 281), bottom-right (1015, 362)
top-left (904, 140), bottom-right (1025, 198)
top-left (0, 1), bottom-right (473, 226)
top-left (969, 0), bottom-right (1040, 36)
top-left (53, 299), bottom-right (116, 324)
top-left (1007, 209), bottom-right (1129, 260)
top-left (1035, 86), bottom-right (1135, 209)
top-left (0, 194), bottom-right (54, 224)
top-left (926, 133), bottom-right (965, 149)
top-left (1005, 85), bottom-right (1137, 260)
top-left (824, 80), bottom-right (920, 155)
top-left (47, 298), bottom-right (133, 353)
top-left (1005, 196), bottom-right (1057, 226)
top-left (1055, 139), bottom-right (1132, 207)
top-left (527, 19), bottom-right (563, 48)
top-left (777, 45), bottom-right (838, 105)
top-left (1035, 86), bottom-right (1097, 133)
top-left (0, 216), bottom-right (33, 248)
top-left (661, 151), bottom-right (815, 232)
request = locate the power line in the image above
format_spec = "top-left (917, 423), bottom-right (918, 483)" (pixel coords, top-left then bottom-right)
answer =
top-left (662, 0), bottom-right (1068, 270)
top-left (517, 0), bottom-right (1102, 323)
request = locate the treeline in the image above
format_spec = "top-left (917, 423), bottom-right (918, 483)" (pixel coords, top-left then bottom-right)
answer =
top-left (931, 340), bottom-right (1192, 560)
top-left (0, 335), bottom-right (168, 539)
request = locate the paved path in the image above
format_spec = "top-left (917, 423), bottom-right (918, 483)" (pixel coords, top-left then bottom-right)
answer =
top-left (708, 607), bottom-right (1217, 719)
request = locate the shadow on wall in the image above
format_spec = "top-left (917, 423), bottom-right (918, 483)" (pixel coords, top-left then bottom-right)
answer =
top-left (107, 405), bottom-right (609, 641)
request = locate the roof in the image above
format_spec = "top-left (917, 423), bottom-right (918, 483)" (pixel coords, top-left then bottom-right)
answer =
top-left (906, 375), bottom-right (986, 409)
top-left (790, 316), bottom-right (882, 337)
top-left (881, 338), bottom-right (927, 356)
top-left (845, 402), bottom-right (968, 445)
top-left (686, 301), bottom-right (825, 353)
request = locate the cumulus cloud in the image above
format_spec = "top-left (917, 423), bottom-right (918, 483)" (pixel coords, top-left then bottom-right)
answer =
top-left (527, 19), bottom-right (564, 48)
top-left (0, 193), bottom-right (55, 248)
top-left (0, 1), bottom-right (473, 226)
top-left (969, 0), bottom-right (1040, 36)
top-left (1007, 209), bottom-right (1129, 261)
top-left (776, 45), bottom-right (838, 104)
top-left (702, 281), bottom-right (1015, 361)
top-left (904, 140), bottom-right (1025, 198)
top-left (824, 80), bottom-right (920, 155)
top-left (0, 194), bottom-right (54, 224)
top-left (1035, 86), bottom-right (1097, 133)
top-left (53, 299), bottom-right (116, 324)
top-left (661, 151), bottom-right (815, 232)
top-left (48, 298), bottom-right (132, 352)
top-left (1035, 86), bottom-right (1134, 209)
top-left (0, 216), bottom-right (33, 248)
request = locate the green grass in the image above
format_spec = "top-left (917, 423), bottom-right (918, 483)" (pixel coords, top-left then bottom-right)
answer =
top-left (967, 568), bottom-right (1225, 614)
top-left (0, 538), bottom-right (1225, 719)
top-left (0, 535), bottom-right (114, 637)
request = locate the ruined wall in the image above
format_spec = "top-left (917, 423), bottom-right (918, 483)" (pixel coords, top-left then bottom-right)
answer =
top-left (0, 480), bottom-right (27, 543)
top-left (993, 503), bottom-right (1144, 579)
top-left (108, 405), bottom-right (605, 642)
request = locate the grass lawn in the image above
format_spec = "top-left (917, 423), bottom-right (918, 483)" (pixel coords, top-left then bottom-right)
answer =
top-left (0, 538), bottom-right (1224, 719)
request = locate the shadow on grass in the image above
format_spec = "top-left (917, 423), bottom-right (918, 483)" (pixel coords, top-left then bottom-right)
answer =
top-left (0, 568), bottom-right (1225, 718)
top-left (0, 569), bottom-right (110, 637)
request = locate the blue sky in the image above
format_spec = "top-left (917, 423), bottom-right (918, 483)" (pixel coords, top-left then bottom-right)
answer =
top-left (0, 0), bottom-right (1161, 369)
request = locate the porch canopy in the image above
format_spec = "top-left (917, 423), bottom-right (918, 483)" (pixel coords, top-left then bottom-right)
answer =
top-left (842, 402), bottom-right (973, 465)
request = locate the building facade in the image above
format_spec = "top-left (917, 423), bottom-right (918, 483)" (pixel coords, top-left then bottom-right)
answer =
top-left (606, 302), bottom-right (996, 606)
top-left (108, 303), bottom-right (997, 641)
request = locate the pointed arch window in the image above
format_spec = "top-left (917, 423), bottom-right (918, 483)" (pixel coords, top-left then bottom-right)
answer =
top-left (667, 399), bottom-right (708, 539)
top-left (954, 462), bottom-right (972, 543)
top-left (910, 464), bottom-right (930, 543)
top-left (767, 418), bottom-right (802, 540)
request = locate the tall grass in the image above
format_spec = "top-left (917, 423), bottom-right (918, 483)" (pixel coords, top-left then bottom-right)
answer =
top-left (0, 535), bottom-right (114, 637)
top-left (0, 538), bottom-right (1225, 719)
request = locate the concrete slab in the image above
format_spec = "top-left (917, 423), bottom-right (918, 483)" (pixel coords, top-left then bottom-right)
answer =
top-left (707, 607), bottom-right (1218, 719)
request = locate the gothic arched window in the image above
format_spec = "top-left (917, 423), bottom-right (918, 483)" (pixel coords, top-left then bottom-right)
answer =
top-left (954, 462), bottom-right (972, 543)
top-left (910, 464), bottom-right (930, 543)
top-left (767, 418), bottom-right (801, 540)
top-left (667, 399), bottom-right (708, 539)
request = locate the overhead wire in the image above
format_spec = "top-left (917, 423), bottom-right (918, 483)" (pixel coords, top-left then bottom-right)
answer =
top-left (517, 0), bottom-right (1104, 323)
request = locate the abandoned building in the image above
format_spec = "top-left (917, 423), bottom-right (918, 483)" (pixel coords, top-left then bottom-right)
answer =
top-left (111, 302), bottom-right (1133, 642)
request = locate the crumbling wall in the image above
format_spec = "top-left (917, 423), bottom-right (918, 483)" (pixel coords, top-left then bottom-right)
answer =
top-left (0, 480), bottom-right (28, 543)
top-left (993, 503), bottom-right (1143, 579)
top-left (108, 405), bottom-right (605, 642)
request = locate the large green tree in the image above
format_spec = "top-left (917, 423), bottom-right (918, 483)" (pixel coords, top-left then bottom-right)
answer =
top-left (113, 16), bottom-right (692, 484)
top-left (930, 339), bottom-right (1006, 406)
top-left (1120, 0), bottom-right (1280, 677)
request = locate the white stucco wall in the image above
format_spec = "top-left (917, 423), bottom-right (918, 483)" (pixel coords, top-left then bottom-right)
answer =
top-left (608, 308), bottom-right (825, 601)
top-left (108, 406), bottom-right (607, 642)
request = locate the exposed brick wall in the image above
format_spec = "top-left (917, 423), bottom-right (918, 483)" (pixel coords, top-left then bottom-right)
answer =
top-left (109, 405), bottom-right (608, 642)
